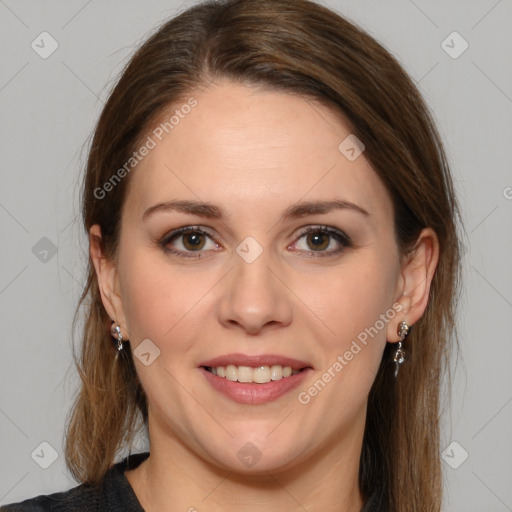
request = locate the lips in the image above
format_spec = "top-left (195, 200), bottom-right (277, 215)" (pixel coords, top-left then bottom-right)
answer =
top-left (198, 353), bottom-right (313, 404)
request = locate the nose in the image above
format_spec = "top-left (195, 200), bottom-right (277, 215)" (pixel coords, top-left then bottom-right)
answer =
top-left (217, 247), bottom-right (293, 335)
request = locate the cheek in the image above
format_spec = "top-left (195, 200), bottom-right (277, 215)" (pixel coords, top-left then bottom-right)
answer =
top-left (117, 247), bottom-right (209, 350)
top-left (294, 250), bottom-right (399, 364)
top-left (294, 257), bottom-right (399, 421)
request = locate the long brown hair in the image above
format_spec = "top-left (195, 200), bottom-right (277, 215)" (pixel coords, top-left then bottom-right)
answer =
top-left (66, 1), bottom-right (462, 510)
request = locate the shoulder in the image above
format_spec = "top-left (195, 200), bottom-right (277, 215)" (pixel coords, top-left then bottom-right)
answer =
top-left (1, 452), bottom-right (150, 512)
top-left (1, 483), bottom-right (101, 511)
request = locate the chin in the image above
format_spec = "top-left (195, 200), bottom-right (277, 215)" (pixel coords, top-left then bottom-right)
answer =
top-left (201, 434), bottom-right (308, 475)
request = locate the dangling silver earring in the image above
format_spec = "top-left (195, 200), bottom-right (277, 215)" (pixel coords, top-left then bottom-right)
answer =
top-left (111, 323), bottom-right (124, 351)
top-left (394, 321), bottom-right (409, 378)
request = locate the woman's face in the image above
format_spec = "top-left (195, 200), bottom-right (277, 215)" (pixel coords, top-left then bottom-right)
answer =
top-left (102, 80), bottom-right (407, 473)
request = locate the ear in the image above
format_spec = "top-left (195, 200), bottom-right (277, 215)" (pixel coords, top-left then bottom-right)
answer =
top-left (89, 224), bottom-right (130, 339)
top-left (386, 227), bottom-right (440, 342)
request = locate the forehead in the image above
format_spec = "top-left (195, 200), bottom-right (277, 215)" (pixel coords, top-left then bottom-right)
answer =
top-left (124, 80), bottom-right (393, 223)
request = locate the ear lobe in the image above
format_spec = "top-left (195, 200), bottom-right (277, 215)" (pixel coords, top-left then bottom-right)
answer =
top-left (89, 224), bottom-right (127, 335)
top-left (387, 228), bottom-right (440, 342)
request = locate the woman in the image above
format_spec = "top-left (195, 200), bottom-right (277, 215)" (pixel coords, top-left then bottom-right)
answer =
top-left (3, 0), bottom-right (461, 510)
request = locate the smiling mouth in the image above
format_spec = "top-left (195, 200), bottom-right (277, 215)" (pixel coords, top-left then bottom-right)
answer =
top-left (202, 364), bottom-right (308, 384)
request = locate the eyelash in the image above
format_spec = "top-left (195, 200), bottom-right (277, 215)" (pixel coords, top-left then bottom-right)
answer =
top-left (159, 225), bottom-right (352, 259)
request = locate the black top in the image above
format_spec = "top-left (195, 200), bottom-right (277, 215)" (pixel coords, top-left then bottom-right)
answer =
top-left (2, 452), bottom-right (383, 511)
top-left (1, 453), bottom-right (148, 512)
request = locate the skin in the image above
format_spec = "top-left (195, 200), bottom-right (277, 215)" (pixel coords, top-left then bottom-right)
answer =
top-left (90, 79), bottom-right (439, 512)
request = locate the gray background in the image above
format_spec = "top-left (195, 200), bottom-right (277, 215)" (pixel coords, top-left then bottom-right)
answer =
top-left (0, 0), bottom-right (511, 510)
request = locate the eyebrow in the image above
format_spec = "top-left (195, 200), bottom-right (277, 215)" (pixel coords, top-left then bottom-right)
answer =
top-left (142, 198), bottom-right (369, 221)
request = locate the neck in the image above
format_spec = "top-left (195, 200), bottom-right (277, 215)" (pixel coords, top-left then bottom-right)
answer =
top-left (126, 418), bottom-right (365, 512)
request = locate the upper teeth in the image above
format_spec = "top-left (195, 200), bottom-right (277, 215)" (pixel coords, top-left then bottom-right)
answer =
top-left (208, 364), bottom-right (300, 384)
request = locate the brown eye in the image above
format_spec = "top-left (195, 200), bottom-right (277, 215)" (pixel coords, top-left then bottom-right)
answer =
top-left (182, 231), bottom-right (206, 251)
top-left (305, 232), bottom-right (330, 251)
top-left (160, 226), bottom-right (221, 258)
top-left (292, 226), bottom-right (351, 257)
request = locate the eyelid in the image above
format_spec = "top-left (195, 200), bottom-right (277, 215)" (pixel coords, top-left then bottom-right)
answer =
top-left (294, 225), bottom-right (351, 243)
top-left (160, 225), bottom-right (216, 243)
